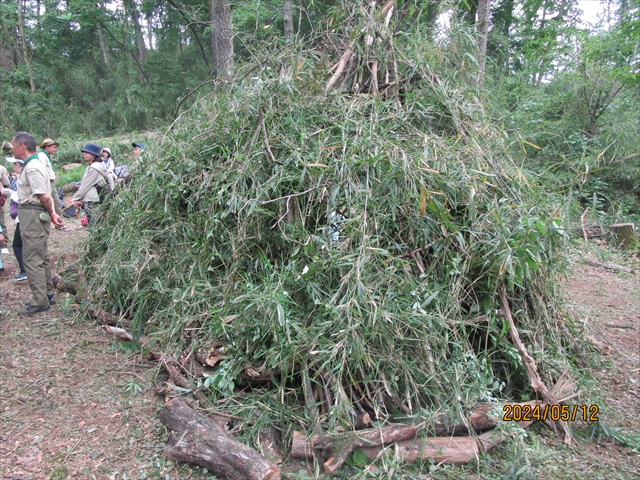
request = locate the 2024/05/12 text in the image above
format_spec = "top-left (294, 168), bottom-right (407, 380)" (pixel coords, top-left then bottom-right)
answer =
top-left (503, 404), bottom-right (599, 422)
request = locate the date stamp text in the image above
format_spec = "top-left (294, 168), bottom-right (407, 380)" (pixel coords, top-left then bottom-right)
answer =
top-left (503, 404), bottom-right (599, 422)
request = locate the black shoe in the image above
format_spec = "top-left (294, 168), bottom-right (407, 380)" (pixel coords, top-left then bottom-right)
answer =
top-left (25, 294), bottom-right (56, 307)
top-left (18, 304), bottom-right (51, 316)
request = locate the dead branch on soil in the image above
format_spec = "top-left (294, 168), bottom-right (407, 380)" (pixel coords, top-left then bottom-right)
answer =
top-left (316, 423), bottom-right (419, 474)
top-left (581, 208), bottom-right (589, 242)
top-left (52, 273), bottom-right (77, 294)
top-left (102, 325), bottom-right (133, 341)
top-left (151, 352), bottom-right (208, 403)
top-left (583, 259), bottom-right (634, 274)
top-left (605, 323), bottom-right (634, 330)
top-left (500, 285), bottom-right (573, 444)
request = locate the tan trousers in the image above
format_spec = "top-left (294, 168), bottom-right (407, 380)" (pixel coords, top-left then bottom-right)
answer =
top-left (19, 208), bottom-right (54, 307)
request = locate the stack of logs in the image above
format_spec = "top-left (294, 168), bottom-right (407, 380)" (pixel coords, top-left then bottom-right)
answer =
top-left (156, 397), bottom-right (539, 480)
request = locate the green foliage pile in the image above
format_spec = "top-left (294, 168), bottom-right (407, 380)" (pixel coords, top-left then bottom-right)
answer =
top-left (82, 61), bottom-right (581, 445)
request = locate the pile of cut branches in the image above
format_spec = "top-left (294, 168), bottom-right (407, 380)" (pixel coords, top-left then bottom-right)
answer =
top-left (80, 14), bottom-right (587, 476)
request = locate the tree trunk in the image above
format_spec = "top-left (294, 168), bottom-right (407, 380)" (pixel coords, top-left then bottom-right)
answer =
top-left (97, 23), bottom-right (110, 65)
top-left (16, 0), bottom-right (35, 93)
top-left (125, 0), bottom-right (147, 63)
top-left (147, 12), bottom-right (154, 50)
top-left (208, 0), bottom-right (215, 66)
top-left (158, 398), bottom-right (281, 480)
top-left (475, 0), bottom-right (491, 87)
top-left (608, 223), bottom-right (639, 250)
top-left (534, 5), bottom-right (547, 87)
top-left (211, 0), bottom-right (234, 78)
top-left (283, 0), bottom-right (294, 44)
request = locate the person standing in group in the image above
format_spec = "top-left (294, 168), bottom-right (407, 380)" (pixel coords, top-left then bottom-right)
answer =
top-left (71, 143), bottom-right (114, 224)
top-left (11, 132), bottom-right (63, 316)
top-left (0, 154), bottom-right (12, 242)
top-left (132, 142), bottom-right (145, 161)
top-left (39, 138), bottom-right (66, 230)
top-left (2, 157), bottom-right (28, 281)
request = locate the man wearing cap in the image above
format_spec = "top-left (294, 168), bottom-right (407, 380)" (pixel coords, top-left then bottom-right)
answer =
top-left (11, 131), bottom-right (63, 316)
top-left (132, 142), bottom-right (145, 162)
top-left (39, 138), bottom-right (65, 220)
top-left (2, 140), bottom-right (13, 155)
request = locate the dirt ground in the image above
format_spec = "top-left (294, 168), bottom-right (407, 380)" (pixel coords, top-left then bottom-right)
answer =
top-left (0, 216), bottom-right (638, 479)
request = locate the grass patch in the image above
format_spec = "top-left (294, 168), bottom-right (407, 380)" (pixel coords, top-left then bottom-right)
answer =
top-left (56, 167), bottom-right (85, 186)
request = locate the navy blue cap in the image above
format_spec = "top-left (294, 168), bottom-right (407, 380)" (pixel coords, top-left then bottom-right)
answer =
top-left (81, 143), bottom-right (101, 157)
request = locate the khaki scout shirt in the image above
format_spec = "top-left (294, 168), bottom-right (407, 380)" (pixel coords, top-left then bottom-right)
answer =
top-left (18, 154), bottom-right (51, 206)
top-left (38, 151), bottom-right (56, 181)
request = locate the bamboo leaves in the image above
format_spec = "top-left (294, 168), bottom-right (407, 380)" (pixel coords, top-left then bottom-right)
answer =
top-left (81, 72), bottom-right (576, 440)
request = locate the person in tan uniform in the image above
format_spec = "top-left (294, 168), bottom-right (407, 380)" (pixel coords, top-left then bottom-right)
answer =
top-left (39, 138), bottom-right (66, 230)
top-left (11, 132), bottom-right (63, 316)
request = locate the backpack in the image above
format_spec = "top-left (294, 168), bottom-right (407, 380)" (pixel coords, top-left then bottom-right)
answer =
top-left (9, 199), bottom-right (18, 220)
top-left (113, 165), bottom-right (129, 178)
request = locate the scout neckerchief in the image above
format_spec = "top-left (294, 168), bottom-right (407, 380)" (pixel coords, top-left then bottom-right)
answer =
top-left (21, 153), bottom-right (43, 192)
top-left (40, 149), bottom-right (51, 161)
top-left (22, 153), bottom-right (40, 169)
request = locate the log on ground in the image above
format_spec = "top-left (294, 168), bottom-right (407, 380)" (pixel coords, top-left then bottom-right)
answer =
top-left (291, 401), bottom-right (541, 460)
top-left (362, 435), bottom-right (479, 464)
top-left (158, 397), bottom-right (281, 480)
top-left (314, 423), bottom-right (419, 474)
top-left (584, 259), bottom-right (634, 274)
